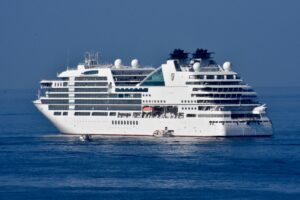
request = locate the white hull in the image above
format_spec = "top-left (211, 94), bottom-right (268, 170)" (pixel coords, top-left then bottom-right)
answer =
top-left (35, 103), bottom-right (273, 137)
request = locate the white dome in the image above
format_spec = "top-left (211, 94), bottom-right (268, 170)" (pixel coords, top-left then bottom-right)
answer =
top-left (192, 62), bottom-right (201, 72)
top-left (223, 61), bottom-right (232, 71)
top-left (131, 59), bottom-right (139, 68)
top-left (114, 59), bottom-right (122, 69)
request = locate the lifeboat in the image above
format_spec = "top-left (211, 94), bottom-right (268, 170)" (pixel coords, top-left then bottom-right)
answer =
top-left (143, 106), bottom-right (153, 113)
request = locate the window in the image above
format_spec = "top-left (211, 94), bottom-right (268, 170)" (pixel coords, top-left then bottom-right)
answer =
top-left (227, 75), bottom-right (234, 79)
top-left (74, 99), bottom-right (141, 104)
top-left (48, 94), bottom-right (68, 98)
top-left (74, 88), bottom-right (107, 92)
top-left (75, 105), bottom-right (141, 111)
top-left (41, 99), bottom-right (68, 104)
top-left (115, 88), bottom-right (148, 92)
top-left (74, 112), bottom-right (90, 116)
top-left (54, 112), bottom-right (61, 116)
top-left (206, 75), bottom-right (214, 79)
top-left (110, 112), bottom-right (116, 116)
top-left (140, 67), bottom-right (165, 86)
top-left (48, 88), bottom-right (68, 92)
top-left (63, 112), bottom-right (68, 116)
top-left (189, 75), bottom-right (204, 79)
top-left (82, 70), bottom-right (98, 75)
top-left (112, 69), bottom-right (153, 76)
top-left (92, 112), bottom-right (108, 116)
top-left (49, 105), bottom-right (69, 110)
top-left (74, 82), bottom-right (108, 86)
top-left (75, 76), bottom-right (107, 81)
top-left (217, 75), bottom-right (224, 79)
top-left (186, 114), bottom-right (196, 117)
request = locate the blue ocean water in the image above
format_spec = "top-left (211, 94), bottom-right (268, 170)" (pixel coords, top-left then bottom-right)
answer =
top-left (0, 87), bottom-right (299, 200)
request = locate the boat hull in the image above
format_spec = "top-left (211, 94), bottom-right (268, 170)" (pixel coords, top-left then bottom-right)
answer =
top-left (35, 103), bottom-right (273, 137)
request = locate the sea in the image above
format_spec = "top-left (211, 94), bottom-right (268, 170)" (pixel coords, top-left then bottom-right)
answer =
top-left (0, 87), bottom-right (299, 200)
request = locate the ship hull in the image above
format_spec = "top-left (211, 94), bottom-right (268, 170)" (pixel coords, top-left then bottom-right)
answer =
top-left (35, 103), bottom-right (273, 137)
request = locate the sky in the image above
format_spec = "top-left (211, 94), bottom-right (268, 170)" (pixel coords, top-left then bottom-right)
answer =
top-left (0, 0), bottom-right (299, 89)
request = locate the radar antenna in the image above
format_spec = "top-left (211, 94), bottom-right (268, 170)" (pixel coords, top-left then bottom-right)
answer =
top-left (84, 51), bottom-right (99, 66)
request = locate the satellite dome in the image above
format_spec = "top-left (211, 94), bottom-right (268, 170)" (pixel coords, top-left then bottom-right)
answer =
top-left (114, 59), bottom-right (122, 69)
top-left (131, 59), bottom-right (139, 68)
top-left (192, 62), bottom-right (201, 72)
top-left (223, 61), bottom-right (232, 71)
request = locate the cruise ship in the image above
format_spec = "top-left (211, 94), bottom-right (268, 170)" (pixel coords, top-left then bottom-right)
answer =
top-left (34, 49), bottom-right (273, 137)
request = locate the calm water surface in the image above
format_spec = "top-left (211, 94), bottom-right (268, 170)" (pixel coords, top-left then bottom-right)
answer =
top-left (0, 87), bottom-right (299, 199)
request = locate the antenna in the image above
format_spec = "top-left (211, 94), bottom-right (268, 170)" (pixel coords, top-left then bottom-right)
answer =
top-left (66, 50), bottom-right (70, 70)
top-left (37, 90), bottom-right (40, 98)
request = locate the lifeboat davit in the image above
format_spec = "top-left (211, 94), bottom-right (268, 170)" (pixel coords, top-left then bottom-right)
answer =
top-left (143, 106), bottom-right (153, 113)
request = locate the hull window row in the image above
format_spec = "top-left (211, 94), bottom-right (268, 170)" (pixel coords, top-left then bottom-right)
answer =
top-left (192, 87), bottom-right (254, 92)
top-left (75, 105), bottom-right (141, 111)
top-left (74, 93), bottom-right (141, 98)
top-left (42, 99), bottom-right (142, 105)
top-left (74, 112), bottom-right (110, 116)
top-left (74, 88), bottom-right (107, 92)
top-left (75, 112), bottom-right (90, 116)
top-left (74, 82), bottom-right (108, 86)
top-left (54, 112), bottom-right (68, 116)
top-left (115, 88), bottom-right (148, 92)
top-left (48, 94), bottom-right (69, 98)
top-left (112, 70), bottom-right (153, 75)
top-left (49, 105), bottom-right (69, 110)
top-left (186, 114), bottom-right (196, 118)
top-left (192, 94), bottom-right (257, 98)
top-left (75, 77), bottom-right (107, 81)
top-left (189, 75), bottom-right (239, 80)
top-left (198, 106), bottom-right (257, 111)
top-left (92, 112), bottom-right (108, 116)
top-left (112, 120), bottom-right (138, 125)
top-left (115, 82), bottom-right (139, 86)
top-left (198, 114), bottom-right (231, 118)
top-left (42, 99), bottom-right (69, 104)
top-left (197, 99), bottom-right (259, 104)
top-left (113, 76), bottom-right (146, 82)
top-left (231, 113), bottom-right (261, 119)
top-left (187, 81), bottom-right (241, 86)
top-left (74, 99), bottom-right (141, 104)
top-left (47, 88), bottom-right (69, 92)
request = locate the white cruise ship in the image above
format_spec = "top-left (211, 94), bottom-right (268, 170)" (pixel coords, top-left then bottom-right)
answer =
top-left (34, 49), bottom-right (273, 137)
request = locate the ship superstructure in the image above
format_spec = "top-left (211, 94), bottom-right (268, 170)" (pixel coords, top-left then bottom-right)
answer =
top-left (34, 49), bottom-right (273, 137)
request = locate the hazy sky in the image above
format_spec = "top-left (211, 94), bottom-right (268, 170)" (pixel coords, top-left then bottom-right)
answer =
top-left (0, 0), bottom-right (299, 89)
